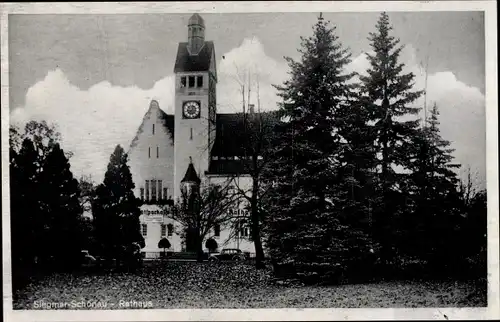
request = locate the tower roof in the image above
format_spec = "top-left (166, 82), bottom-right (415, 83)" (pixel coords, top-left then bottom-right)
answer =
top-left (181, 158), bottom-right (201, 184)
top-left (188, 13), bottom-right (205, 27)
top-left (174, 41), bottom-right (214, 73)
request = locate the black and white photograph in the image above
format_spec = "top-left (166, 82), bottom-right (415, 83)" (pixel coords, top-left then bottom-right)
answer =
top-left (1, 1), bottom-right (498, 321)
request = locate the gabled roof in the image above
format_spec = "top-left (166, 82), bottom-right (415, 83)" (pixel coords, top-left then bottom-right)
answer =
top-left (181, 160), bottom-right (201, 184)
top-left (129, 100), bottom-right (174, 150)
top-left (174, 41), bottom-right (215, 73)
top-left (210, 112), bottom-right (280, 157)
top-left (207, 111), bottom-right (280, 175)
top-left (158, 108), bottom-right (175, 140)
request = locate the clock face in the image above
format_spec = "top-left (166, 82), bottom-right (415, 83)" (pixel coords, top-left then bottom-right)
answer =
top-left (183, 101), bottom-right (201, 119)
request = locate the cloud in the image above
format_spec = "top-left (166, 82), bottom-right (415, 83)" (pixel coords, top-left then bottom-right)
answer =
top-left (10, 69), bottom-right (176, 182)
top-left (10, 38), bottom-right (485, 187)
top-left (217, 37), bottom-right (289, 113)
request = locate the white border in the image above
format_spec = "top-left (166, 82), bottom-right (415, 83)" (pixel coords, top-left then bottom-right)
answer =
top-left (1, 1), bottom-right (498, 321)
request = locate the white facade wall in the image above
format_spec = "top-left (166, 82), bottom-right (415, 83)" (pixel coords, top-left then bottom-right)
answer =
top-left (206, 175), bottom-right (255, 254)
top-left (131, 171), bottom-right (257, 256)
top-left (139, 204), bottom-right (182, 254)
top-left (128, 101), bottom-right (175, 201)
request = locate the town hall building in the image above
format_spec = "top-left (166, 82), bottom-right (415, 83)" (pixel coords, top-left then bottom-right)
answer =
top-left (127, 13), bottom-right (271, 257)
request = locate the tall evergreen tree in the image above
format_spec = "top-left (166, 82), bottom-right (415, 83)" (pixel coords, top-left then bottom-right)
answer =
top-left (404, 103), bottom-right (461, 269)
top-left (358, 12), bottom-right (423, 264)
top-left (93, 145), bottom-right (143, 263)
top-left (263, 14), bottom-right (369, 283)
top-left (38, 143), bottom-right (83, 268)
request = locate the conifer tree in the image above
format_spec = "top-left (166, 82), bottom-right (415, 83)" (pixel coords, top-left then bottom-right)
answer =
top-left (38, 143), bottom-right (83, 268)
top-left (10, 138), bottom-right (40, 271)
top-left (93, 145), bottom-right (143, 262)
top-left (405, 103), bottom-right (461, 267)
top-left (263, 14), bottom-right (369, 282)
top-left (358, 12), bottom-right (423, 264)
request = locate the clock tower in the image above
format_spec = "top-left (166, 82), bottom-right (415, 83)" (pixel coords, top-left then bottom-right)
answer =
top-left (173, 13), bottom-right (217, 199)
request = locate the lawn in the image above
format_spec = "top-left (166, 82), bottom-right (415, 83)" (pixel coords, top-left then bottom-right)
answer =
top-left (13, 261), bottom-right (487, 309)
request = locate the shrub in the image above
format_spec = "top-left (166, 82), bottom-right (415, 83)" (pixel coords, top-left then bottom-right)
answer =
top-left (158, 238), bottom-right (171, 250)
top-left (205, 238), bottom-right (218, 253)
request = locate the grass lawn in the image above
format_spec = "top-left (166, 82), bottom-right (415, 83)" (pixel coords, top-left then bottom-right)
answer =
top-left (13, 261), bottom-right (487, 309)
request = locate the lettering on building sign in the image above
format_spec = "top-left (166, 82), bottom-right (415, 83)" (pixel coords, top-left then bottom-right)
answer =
top-left (141, 209), bottom-right (168, 216)
top-left (229, 208), bottom-right (249, 217)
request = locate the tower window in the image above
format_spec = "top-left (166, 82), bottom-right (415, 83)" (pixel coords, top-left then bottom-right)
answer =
top-left (190, 128), bottom-right (193, 140)
top-left (148, 147), bottom-right (151, 158)
top-left (163, 188), bottom-right (168, 200)
top-left (145, 180), bottom-right (150, 200)
top-left (197, 75), bottom-right (203, 88)
top-left (181, 76), bottom-right (186, 88)
top-left (140, 188), bottom-right (144, 201)
top-left (188, 76), bottom-right (195, 88)
top-left (152, 124), bottom-right (155, 135)
top-left (161, 224), bottom-right (166, 237)
top-left (157, 146), bottom-right (159, 158)
top-left (141, 224), bottom-right (148, 236)
top-left (167, 224), bottom-right (174, 237)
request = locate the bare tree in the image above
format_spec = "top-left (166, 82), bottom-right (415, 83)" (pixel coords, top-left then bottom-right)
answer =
top-left (167, 179), bottom-right (239, 262)
top-left (458, 165), bottom-right (481, 211)
top-left (226, 65), bottom-right (280, 269)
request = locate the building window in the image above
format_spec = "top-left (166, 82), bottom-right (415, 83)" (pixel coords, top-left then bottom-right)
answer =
top-left (156, 146), bottom-right (159, 158)
top-left (163, 187), bottom-right (168, 200)
top-left (214, 224), bottom-right (220, 237)
top-left (140, 188), bottom-right (144, 201)
top-left (151, 179), bottom-right (157, 201)
top-left (167, 223), bottom-right (174, 237)
top-left (148, 147), bottom-right (151, 158)
top-left (152, 124), bottom-right (155, 135)
top-left (141, 224), bottom-right (148, 236)
top-left (181, 76), bottom-right (186, 88)
top-left (158, 180), bottom-right (163, 200)
top-left (239, 220), bottom-right (249, 238)
top-left (145, 180), bottom-right (150, 201)
top-left (188, 76), bottom-right (195, 88)
top-left (197, 75), bottom-right (203, 88)
top-left (161, 224), bottom-right (166, 237)
top-left (190, 128), bottom-right (193, 140)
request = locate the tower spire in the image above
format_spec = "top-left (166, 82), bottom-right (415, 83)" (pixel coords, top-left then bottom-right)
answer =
top-left (181, 156), bottom-right (201, 185)
top-left (187, 13), bottom-right (205, 55)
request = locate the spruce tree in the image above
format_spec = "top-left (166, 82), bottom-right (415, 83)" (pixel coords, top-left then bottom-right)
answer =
top-left (263, 14), bottom-right (362, 282)
top-left (405, 103), bottom-right (461, 269)
top-left (38, 143), bottom-right (83, 268)
top-left (93, 145), bottom-right (142, 262)
top-left (358, 12), bottom-right (423, 264)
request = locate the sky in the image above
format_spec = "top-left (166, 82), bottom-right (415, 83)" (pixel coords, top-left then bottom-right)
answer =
top-left (8, 12), bottom-right (486, 186)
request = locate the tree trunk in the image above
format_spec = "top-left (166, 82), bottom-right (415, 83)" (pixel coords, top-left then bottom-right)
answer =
top-left (379, 123), bottom-right (391, 266)
top-left (196, 229), bottom-right (204, 262)
top-left (251, 179), bottom-right (265, 269)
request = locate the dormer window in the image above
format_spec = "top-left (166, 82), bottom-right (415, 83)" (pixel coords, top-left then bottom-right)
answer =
top-left (197, 75), bottom-right (203, 88)
top-left (181, 76), bottom-right (186, 88)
